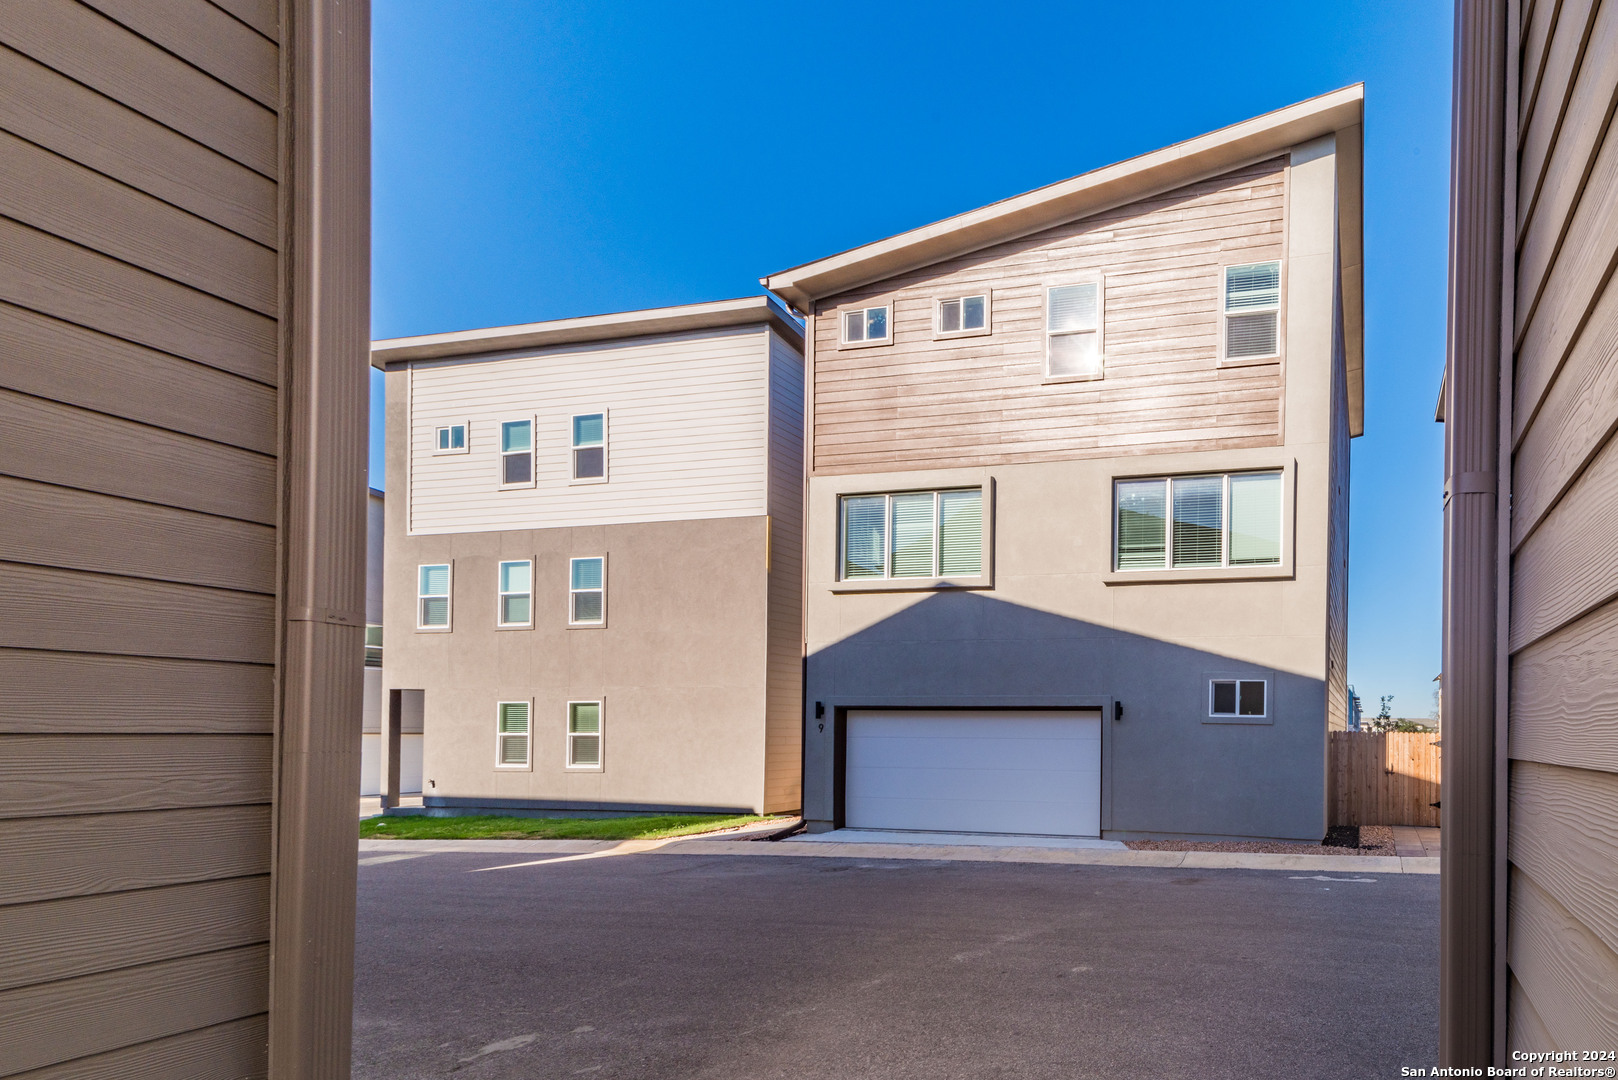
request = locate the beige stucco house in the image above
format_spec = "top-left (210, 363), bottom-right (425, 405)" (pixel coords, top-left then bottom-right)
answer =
top-left (765, 87), bottom-right (1364, 842)
top-left (374, 297), bottom-right (805, 817)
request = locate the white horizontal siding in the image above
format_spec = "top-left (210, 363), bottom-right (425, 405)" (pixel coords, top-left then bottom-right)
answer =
top-left (765, 328), bottom-right (805, 812)
top-left (408, 327), bottom-right (770, 535)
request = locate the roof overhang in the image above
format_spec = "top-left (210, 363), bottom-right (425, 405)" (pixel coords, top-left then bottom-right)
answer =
top-left (370, 294), bottom-right (803, 369)
top-left (763, 84), bottom-right (1365, 435)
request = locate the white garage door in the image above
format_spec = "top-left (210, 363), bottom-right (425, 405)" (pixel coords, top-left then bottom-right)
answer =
top-left (846, 710), bottom-right (1102, 837)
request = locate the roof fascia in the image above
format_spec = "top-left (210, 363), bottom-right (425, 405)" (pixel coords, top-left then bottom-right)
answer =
top-left (370, 295), bottom-right (803, 368)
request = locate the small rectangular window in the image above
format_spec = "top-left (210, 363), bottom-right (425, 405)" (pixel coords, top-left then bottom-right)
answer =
top-left (498, 560), bottom-right (532, 627)
top-left (1210, 679), bottom-right (1267, 718)
top-left (572, 412), bottom-right (607, 481)
top-left (1223, 261), bottom-right (1281, 360)
top-left (1046, 282), bottom-right (1102, 379)
top-left (937, 294), bottom-right (988, 336)
top-left (497, 701), bottom-right (530, 767)
top-left (570, 556), bottom-right (605, 625)
top-left (839, 488), bottom-right (984, 580)
top-left (840, 304), bottom-right (890, 345)
top-left (1113, 472), bottom-right (1283, 572)
top-left (364, 624), bottom-right (383, 667)
top-left (567, 701), bottom-right (602, 769)
top-left (418, 564), bottom-right (450, 628)
top-left (500, 420), bottom-right (533, 486)
top-left (434, 423), bottom-right (468, 453)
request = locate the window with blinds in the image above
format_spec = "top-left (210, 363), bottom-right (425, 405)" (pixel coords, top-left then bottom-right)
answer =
top-left (1046, 281), bottom-right (1102, 379)
top-left (572, 412), bottom-right (606, 481)
top-left (498, 560), bottom-right (532, 627)
top-left (1223, 261), bottom-right (1281, 360)
top-left (568, 701), bottom-right (602, 769)
top-left (570, 557), bottom-right (605, 625)
top-left (839, 488), bottom-right (983, 580)
top-left (1113, 472), bottom-right (1283, 571)
top-left (500, 419), bottom-right (533, 486)
top-left (841, 304), bottom-right (890, 345)
top-left (418, 563), bottom-right (451, 628)
top-left (496, 701), bottom-right (530, 767)
top-left (937, 294), bottom-right (988, 335)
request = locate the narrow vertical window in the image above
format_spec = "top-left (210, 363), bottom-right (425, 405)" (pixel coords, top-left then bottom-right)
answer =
top-left (1171, 475), bottom-right (1225, 568)
top-left (1115, 480), bottom-right (1168, 570)
top-left (501, 420), bottom-right (533, 485)
top-left (569, 557), bottom-right (605, 625)
top-left (937, 488), bottom-right (983, 575)
top-left (571, 413), bottom-right (606, 480)
top-left (1223, 261), bottom-right (1281, 360)
top-left (498, 560), bottom-right (532, 627)
top-left (1229, 472), bottom-right (1283, 565)
top-left (841, 495), bottom-right (889, 579)
top-left (889, 492), bottom-right (937, 577)
top-left (418, 564), bottom-right (450, 628)
top-left (497, 701), bottom-right (530, 766)
top-left (567, 702), bottom-right (602, 769)
top-left (364, 625), bottom-right (383, 667)
top-left (1046, 282), bottom-right (1102, 379)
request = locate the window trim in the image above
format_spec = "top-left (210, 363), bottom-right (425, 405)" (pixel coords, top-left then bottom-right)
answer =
top-left (568, 555), bottom-right (607, 628)
top-left (1043, 276), bottom-right (1105, 383)
top-left (1106, 466), bottom-right (1293, 584)
top-left (934, 292), bottom-right (992, 340)
top-left (565, 699), bottom-right (604, 771)
top-left (498, 416), bottom-right (537, 490)
top-left (496, 558), bottom-right (534, 629)
top-left (416, 562), bottom-right (452, 631)
top-left (495, 699), bottom-right (533, 770)
top-left (433, 421), bottom-right (470, 455)
top-left (568, 409), bottom-right (609, 485)
top-left (836, 302), bottom-right (894, 349)
top-left (833, 482), bottom-right (992, 591)
top-left (1218, 259), bottom-right (1285, 366)
top-left (1208, 678), bottom-right (1269, 721)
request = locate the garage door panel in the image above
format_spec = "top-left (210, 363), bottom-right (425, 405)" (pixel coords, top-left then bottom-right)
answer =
top-left (845, 709), bottom-right (1101, 837)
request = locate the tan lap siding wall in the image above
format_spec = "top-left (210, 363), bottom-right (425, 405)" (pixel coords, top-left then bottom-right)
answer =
top-left (1506, 0), bottom-right (1618, 1053)
top-left (764, 329), bottom-right (805, 813)
top-left (810, 157), bottom-right (1287, 475)
top-left (0, 1), bottom-right (280, 1075)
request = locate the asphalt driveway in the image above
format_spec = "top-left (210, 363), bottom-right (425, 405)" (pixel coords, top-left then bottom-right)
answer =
top-left (353, 849), bottom-right (1437, 1079)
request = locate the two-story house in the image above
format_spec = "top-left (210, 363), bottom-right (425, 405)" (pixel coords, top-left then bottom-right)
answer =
top-left (764, 87), bottom-right (1364, 842)
top-left (374, 296), bottom-right (805, 818)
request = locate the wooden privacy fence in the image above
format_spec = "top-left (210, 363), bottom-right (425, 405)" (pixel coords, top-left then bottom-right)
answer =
top-left (1328, 731), bottom-right (1442, 827)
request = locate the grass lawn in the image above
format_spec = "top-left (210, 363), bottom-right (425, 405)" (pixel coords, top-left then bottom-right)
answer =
top-left (359, 812), bottom-right (790, 841)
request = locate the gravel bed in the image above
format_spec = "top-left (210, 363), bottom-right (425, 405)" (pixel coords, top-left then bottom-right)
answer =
top-left (1124, 824), bottom-right (1399, 857)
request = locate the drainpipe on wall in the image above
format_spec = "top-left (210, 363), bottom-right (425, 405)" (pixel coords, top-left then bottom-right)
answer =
top-left (1441, 0), bottom-right (1507, 1067)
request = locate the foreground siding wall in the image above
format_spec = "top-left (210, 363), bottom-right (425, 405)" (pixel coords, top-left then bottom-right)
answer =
top-left (0, 1), bottom-right (367, 1075)
top-left (0, 3), bottom-right (280, 1074)
top-left (1504, 0), bottom-right (1618, 1052)
top-left (765, 329), bottom-right (805, 812)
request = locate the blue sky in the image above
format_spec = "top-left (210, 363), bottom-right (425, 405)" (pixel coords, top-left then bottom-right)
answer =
top-left (371, 1), bottom-right (1454, 720)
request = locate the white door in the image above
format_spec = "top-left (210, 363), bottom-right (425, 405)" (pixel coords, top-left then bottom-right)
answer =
top-left (845, 709), bottom-right (1102, 837)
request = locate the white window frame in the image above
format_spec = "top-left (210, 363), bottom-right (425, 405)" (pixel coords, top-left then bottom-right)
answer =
top-left (565, 699), bottom-right (604, 771)
top-left (934, 292), bottom-right (991, 339)
top-left (497, 558), bottom-right (533, 629)
top-left (837, 488), bottom-right (984, 582)
top-left (498, 416), bottom-right (536, 490)
top-left (495, 700), bottom-right (533, 769)
top-left (1209, 678), bottom-right (1268, 719)
top-left (568, 555), bottom-right (607, 627)
top-left (1218, 259), bottom-right (1284, 365)
top-left (1043, 276), bottom-right (1105, 383)
top-left (416, 562), bottom-right (451, 630)
top-left (569, 410), bottom-right (609, 485)
top-left (1111, 470), bottom-right (1285, 572)
top-left (838, 302), bottom-right (893, 348)
top-left (433, 422), bottom-right (469, 455)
